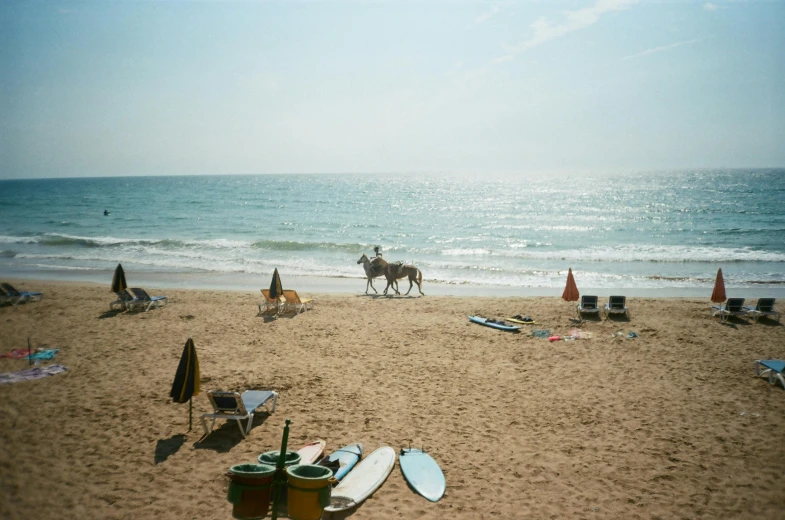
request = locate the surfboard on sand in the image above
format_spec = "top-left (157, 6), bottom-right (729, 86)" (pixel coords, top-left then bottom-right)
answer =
top-left (468, 315), bottom-right (522, 332)
top-left (324, 446), bottom-right (396, 513)
top-left (318, 443), bottom-right (363, 481)
top-left (399, 448), bottom-right (446, 502)
top-left (297, 439), bottom-right (326, 465)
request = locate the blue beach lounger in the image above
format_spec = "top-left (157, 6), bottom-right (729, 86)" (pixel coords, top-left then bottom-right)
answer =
top-left (754, 360), bottom-right (785, 389)
top-left (744, 298), bottom-right (780, 323)
top-left (201, 390), bottom-right (278, 437)
top-left (577, 295), bottom-right (601, 318)
top-left (711, 298), bottom-right (748, 322)
top-left (0, 283), bottom-right (43, 306)
top-left (603, 295), bottom-right (629, 319)
top-left (126, 288), bottom-right (167, 312)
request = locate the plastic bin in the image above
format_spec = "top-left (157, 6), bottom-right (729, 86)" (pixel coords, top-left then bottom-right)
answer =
top-left (286, 464), bottom-right (335, 520)
top-left (226, 463), bottom-right (276, 520)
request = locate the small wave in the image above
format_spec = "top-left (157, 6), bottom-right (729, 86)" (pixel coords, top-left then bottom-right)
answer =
top-left (0, 250), bottom-right (16, 258)
top-left (250, 239), bottom-right (369, 254)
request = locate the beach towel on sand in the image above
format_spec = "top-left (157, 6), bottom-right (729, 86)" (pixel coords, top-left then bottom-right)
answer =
top-left (0, 365), bottom-right (68, 384)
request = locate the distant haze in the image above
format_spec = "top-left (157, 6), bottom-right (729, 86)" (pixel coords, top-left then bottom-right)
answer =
top-left (1, 0), bottom-right (783, 179)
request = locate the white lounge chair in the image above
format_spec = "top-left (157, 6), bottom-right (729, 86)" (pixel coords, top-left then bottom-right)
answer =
top-left (1, 283), bottom-right (43, 306)
top-left (110, 289), bottom-right (138, 311)
top-left (603, 295), bottom-right (629, 319)
top-left (201, 390), bottom-right (278, 437)
top-left (281, 290), bottom-right (314, 315)
top-left (754, 360), bottom-right (785, 389)
top-left (126, 287), bottom-right (167, 312)
top-left (712, 298), bottom-right (748, 322)
top-left (744, 298), bottom-right (780, 323)
top-left (577, 295), bottom-right (601, 318)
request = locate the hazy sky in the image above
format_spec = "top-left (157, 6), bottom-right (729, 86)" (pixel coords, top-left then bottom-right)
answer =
top-left (1, 0), bottom-right (783, 179)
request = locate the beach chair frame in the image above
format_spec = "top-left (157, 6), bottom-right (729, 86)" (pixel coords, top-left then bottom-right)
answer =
top-left (603, 295), bottom-right (629, 319)
top-left (711, 298), bottom-right (748, 322)
top-left (281, 290), bottom-right (314, 315)
top-left (744, 298), bottom-right (780, 323)
top-left (754, 360), bottom-right (785, 389)
top-left (201, 390), bottom-right (278, 438)
top-left (577, 295), bottom-right (601, 318)
top-left (126, 288), bottom-right (168, 312)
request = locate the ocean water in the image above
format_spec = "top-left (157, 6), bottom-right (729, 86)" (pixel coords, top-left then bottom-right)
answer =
top-left (1, 169), bottom-right (784, 294)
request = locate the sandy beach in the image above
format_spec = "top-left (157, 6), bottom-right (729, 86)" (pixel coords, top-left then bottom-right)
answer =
top-left (1, 279), bottom-right (784, 520)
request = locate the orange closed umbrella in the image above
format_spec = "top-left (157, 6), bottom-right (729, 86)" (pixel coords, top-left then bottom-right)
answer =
top-left (562, 268), bottom-right (580, 302)
top-left (711, 268), bottom-right (726, 303)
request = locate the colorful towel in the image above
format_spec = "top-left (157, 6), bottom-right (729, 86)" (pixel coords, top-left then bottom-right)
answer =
top-left (0, 365), bottom-right (68, 384)
top-left (0, 349), bottom-right (32, 359)
top-left (27, 349), bottom-right (59, 361)
top-left (531, 329), bottom-right (551, 338)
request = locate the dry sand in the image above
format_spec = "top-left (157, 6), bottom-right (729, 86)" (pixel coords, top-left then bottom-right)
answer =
top-left (1, 280), bottom-right (784, 519)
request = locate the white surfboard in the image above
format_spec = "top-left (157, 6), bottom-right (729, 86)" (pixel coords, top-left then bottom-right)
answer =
top-left (324, 446), bottom-right (396, 512)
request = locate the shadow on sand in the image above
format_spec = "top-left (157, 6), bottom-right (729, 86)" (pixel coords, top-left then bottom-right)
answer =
top-left (154, 434), bottom-right (187, 464)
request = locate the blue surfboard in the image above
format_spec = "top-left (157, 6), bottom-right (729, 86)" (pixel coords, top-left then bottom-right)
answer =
top-left (318, 443), bottom-right (363, 481)
top-left (468, 315), bottom-right (522, 332)
top-left (399, 448), bottom-right (446, 502)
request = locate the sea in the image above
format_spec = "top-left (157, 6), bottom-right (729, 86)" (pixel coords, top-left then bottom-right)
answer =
top-left (1, 169), bottom-right (784, 297)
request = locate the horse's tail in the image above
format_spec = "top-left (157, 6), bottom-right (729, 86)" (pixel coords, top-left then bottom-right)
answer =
top-left (417, 268), bottom-right (423, 288)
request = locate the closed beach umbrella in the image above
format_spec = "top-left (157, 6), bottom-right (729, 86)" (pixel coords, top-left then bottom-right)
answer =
top-left (711, 268), bottom-right (726, 303)
top-left (561, 268), bottom-right (580, 302)
top-left (170, 337), bottom-right (201, 431)
top-left (269, 268), bottom-right (283, 300)
top-left (111, 263), bottom-right (127, 293)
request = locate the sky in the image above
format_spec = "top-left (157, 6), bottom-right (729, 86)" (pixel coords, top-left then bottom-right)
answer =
top-left (1, 0), bottom-right (783, 179)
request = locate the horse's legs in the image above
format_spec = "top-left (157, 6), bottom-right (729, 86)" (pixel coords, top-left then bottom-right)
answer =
top-left (367, 277), bottom-right (377, 294)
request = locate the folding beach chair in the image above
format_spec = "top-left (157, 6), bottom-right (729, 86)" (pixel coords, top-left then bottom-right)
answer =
top-left (201, 390), bottom-right (278, 437)
top-left (711, 298), bottom-right (748, 322)
top-left (0, 283), bottom-right (43, 306)
top-left (126, 288), bottom-right (168, 312)
top-left (754, 360), bottom-right (785, 389)
top-left (603, 295), bottom-right (629, 319)
top-left (281, 290), bottom-right (314, 315)
top-left (577, 295), bottom-right (601, 318)
top-left (744, 298), bottom-right (780, 323)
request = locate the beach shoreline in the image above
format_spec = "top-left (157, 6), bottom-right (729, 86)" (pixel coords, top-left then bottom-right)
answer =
top-left (4, 270), bottom-right (785, 299)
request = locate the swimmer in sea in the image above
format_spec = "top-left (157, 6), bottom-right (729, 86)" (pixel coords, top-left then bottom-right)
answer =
top-left (104, 209), bottom-right (110, 216)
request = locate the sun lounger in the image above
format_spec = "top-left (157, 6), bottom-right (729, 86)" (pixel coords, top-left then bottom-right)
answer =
top-left (125, 288), bottom-right (167, 312)
top-left (577, 295), bottom-right (601, 318)
top-left (110, 289), bottom-right (138, 311)
top-left (1, 283), bottom-right (43, 306)
top-left (258, 289), bottom-right (283, 315)
top-left (744, 298), bottom-right (780, 323)
top-left (754, 360), bottom-right (785, 389)
top-left (200, 390), bottom-right (278, 437)
top-left (711, 297), bottom-right (748, 322)
top-left (603, 295), bottom-right (629, 319)
top-left (281, 290), bottom-right (314, 315)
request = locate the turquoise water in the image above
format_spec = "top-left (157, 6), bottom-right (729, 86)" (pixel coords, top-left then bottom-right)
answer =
top-left (1, 169), bottom-right (784, 292)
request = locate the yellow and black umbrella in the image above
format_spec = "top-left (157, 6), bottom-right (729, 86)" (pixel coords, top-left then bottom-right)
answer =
top-left (111, 263), bottom-right (127, 293)
top-left (269, 268), bottom-right (283, 300)
top-left (170, 337), bottom-right (201, 431)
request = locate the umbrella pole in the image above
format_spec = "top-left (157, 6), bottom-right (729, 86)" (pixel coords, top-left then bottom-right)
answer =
top-left (270, 418), bottom-right (291, 520)
top-left (188, 398), bottom-right (192, 432)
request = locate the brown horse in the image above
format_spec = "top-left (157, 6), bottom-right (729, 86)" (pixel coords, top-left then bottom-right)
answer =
top-left (372, 257), bottom-right (425, 296)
